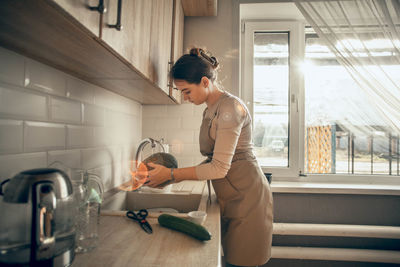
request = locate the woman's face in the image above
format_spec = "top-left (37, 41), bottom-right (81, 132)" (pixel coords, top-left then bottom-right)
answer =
top-left (174, 79), bottom-right (208, 105)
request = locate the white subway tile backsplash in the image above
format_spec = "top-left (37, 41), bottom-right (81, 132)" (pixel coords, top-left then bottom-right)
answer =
top-left (129, 115), bottom-right (141, 142)
top-left (0, 152), bottom-right (47, 181)
top-left (159, 117), bottom-right (182, 130)
top-left (94, 87), bottom-right (116, 109)
top-left (0, 50), bottom-right (142, 191)
top-left (0, 47), bottom-right (24, 86)
top-left (48, 149), bottom-right (82, 180)
top-left (83, 103), bottom-right (104, 126)
top-left (194, 130), bottom-right (200, 145)
top-left (87, 164), bottom-right (113, 191)
top-left (67, 125), bottom-right (94, 148)
top-left (104, 128), bottom-right (118, 146)
top-left (0, 119), bottom-right (23, 154)
top-left (109, 146), bottom-right (123, 165)
top-left (170, 143), bottom-right (201, 157)
top-left (67, 125), bottom-right (95, 148)
top-left (175, 156), bottom-right (194, 168)
top-left (170, 143), bottom-right (184, 155)
top-left (113, 94), bottom-right (141, 115)
top-left (181, 115), bottom-right (202, 130)
top-left (25, 59), bottom-right (66, 96)
top-left (48, 149), bottom-right (81, 170)
top-left (166, 103), bottom-right (194, 117)
top-left (105, 110), bottom-right (130, 128)
top-left (108, 146), bottom-right (124, 185)
top-left (66, 76), bottom-right (95, 104)
top-left (183, 144), bottom-right (201, 156)
top-left (93, 127), bottom-right (109, 147)
top-left (121, 145), bottom-right (135, 176)
top-left (143, 117), bottom-right (181, 132)
top-left (141, 129), bottom-right (166, 142)
top-left (81, 147), bottom-right (113, 170)
top-left (0, 85), bottom-right (47, 120)
top-left (50, 97), bottom-right (81, 123)
top-left (143, 105), bottom-right (168, 118)
top-left (107, 128), bottom-right (134, 146)
top-left (130, 101), bottom-right (142, 117)
top-left (24, 121), bottom-right (65, 152)
top-left (166, 129), bottom-right (195, 144)
top-left (104, 111), bottom-right (139, 145)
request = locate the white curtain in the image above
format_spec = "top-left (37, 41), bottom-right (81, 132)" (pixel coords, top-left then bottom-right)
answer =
top-left (295, 0), bottom-right (400, 134)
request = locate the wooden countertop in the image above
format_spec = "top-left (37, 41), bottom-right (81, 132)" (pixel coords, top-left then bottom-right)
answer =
top-left (72, 182), bottom-right (221, 267)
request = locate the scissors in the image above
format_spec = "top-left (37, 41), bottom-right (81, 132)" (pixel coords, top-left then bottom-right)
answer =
top-left (126, 209), bottom-right (153, 234)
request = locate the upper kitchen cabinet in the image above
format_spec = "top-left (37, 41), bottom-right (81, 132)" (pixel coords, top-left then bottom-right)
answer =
top-left (101, 0), bottom-right (152, 78)
top-left (101, 0), bottom-right (183, 102)
top-left (0, 0), bottom-right (175, 104)
top-left (181, 0), bottom-right (217, 16)
top-left (52, 0), bottom-right (103, 37)
top-left (148, 0), bottom-right (174, 95)
top-left (169, 0), bottom-right (184, 104)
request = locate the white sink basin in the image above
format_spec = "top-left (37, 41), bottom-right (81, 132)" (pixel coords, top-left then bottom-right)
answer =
top-left (102, 190), bottom-right (203, 213)
top-left (102, 181), bottom-right (206, 213)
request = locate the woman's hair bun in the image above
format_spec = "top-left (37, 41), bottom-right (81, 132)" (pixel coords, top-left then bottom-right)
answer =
top-left (189, 48), bottom-right (201, 56)
top-left (189, 47), bottom-right (219, 69)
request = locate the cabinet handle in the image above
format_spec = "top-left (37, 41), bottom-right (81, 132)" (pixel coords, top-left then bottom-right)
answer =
top-left (88, 0), bottom-right (107, 14)
top-left (108, 0), bottom-right (123, 31)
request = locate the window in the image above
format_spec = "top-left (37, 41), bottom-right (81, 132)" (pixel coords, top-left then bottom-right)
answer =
top-left (304, 33), bottom-right (400, 176)
top-left (243, 21), bottom-right (304, 178)
top-left (253, 32), bottom-right (289, 168)
top-left (242, 21), bottom-right (400, 179)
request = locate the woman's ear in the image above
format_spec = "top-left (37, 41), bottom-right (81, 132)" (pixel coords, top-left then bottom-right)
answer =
top-left (201, 76), bottom-right (209, 88)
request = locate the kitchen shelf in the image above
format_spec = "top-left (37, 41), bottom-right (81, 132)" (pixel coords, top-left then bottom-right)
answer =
top-left (0, 0), bottom-right (176, 105)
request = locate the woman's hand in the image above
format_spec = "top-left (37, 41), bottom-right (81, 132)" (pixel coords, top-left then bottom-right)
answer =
top-left (130, 162), bottom-right (150, 190)
top-left (146, 162), bottom-right (172, 188)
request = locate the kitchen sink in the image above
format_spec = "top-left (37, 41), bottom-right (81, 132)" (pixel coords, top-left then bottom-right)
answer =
top-left (101, 190), bottom-right (203, 213)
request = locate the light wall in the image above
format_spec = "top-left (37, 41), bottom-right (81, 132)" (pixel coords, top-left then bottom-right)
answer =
top-left (183, 0), bottom-right (236, 95)
top-left (0, 47), bottom-right (142, 191)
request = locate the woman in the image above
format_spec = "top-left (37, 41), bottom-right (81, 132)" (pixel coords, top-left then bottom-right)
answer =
top-left (145, 48), bottom-right (273, 267)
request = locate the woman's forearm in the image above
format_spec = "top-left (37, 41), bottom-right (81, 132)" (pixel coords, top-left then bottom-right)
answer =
top-left (172, 166), bottom-right (198, 183)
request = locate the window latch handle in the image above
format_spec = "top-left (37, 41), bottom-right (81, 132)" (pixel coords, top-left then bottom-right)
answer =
top-left (291, 94), bottom-right (299, 112)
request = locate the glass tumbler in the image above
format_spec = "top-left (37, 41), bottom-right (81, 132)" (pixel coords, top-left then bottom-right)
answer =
top-left (73, 172), bottom-right (104, 253)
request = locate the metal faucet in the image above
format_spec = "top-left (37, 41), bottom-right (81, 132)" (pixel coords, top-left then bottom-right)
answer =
top-left (135, 138), bottom-right (165, 169)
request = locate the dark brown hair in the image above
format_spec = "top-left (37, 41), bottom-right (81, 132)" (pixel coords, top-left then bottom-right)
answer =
top-left (169, 48), bottom-right (220, 84)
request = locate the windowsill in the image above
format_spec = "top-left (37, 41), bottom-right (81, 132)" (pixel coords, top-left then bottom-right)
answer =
top-left (271, 181), bottom-right (400, 196)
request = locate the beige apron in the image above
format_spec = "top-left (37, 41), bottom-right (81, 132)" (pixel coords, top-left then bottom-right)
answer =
top-left (199, 96), bottom-right (273, 266)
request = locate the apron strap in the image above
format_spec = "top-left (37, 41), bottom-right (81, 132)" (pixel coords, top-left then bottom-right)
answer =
top-left (207, 179), bottom-right (212, 205)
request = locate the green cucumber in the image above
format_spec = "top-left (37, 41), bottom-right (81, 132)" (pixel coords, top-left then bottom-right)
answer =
top-left (158, 214), bottom-right (212, 241)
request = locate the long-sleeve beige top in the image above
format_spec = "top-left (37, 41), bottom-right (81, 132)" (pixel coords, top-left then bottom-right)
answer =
top-left (195, 92), bottom-right (253, 180)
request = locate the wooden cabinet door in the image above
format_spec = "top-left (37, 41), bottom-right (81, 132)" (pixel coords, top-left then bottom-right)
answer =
top-left (149, 0), bottom-right (174, 95)
top-left (52, 0), bottom-right (101, 36)
top-left (101, 0), bottom-right (152, 78)
top-left (181, 0), bottom-right (217, 16)
top-left (169, 0), bottom-right (184, 103)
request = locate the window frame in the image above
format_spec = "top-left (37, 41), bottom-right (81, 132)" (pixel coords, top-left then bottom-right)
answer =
top-left (242, 20), bottom-right (305, 178)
